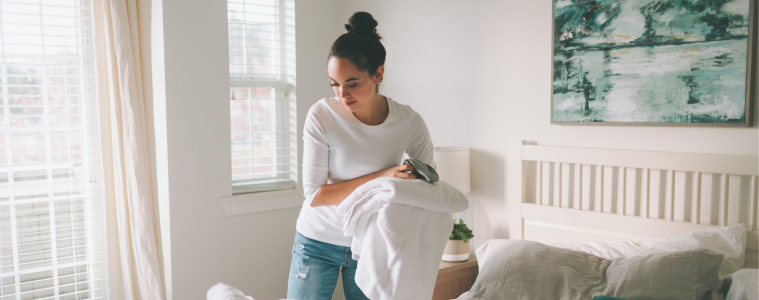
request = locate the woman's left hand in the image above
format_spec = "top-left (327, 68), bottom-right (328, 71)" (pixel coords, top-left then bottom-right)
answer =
top-left (377, 164), bottom-right (417, 180)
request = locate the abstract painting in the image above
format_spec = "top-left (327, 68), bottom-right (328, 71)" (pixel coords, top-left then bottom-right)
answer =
top-left (552, 0), bottom-right (754, 126)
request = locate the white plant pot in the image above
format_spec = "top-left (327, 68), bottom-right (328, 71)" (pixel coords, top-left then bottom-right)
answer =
top-left (441, 239), bottom-right (469, 262)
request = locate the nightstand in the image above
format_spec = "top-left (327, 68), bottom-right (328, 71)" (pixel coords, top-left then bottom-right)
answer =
top-left (431, 254), bottom-right (478, 300)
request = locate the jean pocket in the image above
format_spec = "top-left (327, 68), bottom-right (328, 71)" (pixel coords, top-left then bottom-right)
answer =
top-left (292, 238), bottom-right (307, 255)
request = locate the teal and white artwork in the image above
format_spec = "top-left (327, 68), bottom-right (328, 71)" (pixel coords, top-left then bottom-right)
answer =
top-left (552, 0), bottom-right (754, 126)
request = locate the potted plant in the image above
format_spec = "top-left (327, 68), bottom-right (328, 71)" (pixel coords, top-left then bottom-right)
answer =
top-left (442, 218), bottom-right (474, 262)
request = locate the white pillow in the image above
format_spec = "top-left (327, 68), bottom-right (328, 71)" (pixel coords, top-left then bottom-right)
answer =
top-left (719, 269), bottom-right (759, 300)
top-left (547, 224), bottom-right (747, 278)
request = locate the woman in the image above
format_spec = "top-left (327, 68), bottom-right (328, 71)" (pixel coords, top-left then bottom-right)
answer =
top-left (287, 12), bottom-right (436, 300)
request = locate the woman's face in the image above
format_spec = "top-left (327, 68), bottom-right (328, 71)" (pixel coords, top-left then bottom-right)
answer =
top-left (327, 57), bottom-right (383, 112)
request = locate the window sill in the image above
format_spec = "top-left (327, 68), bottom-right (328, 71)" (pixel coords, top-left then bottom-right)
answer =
top-left (218, 188), bottom-right (304, 216)
top-left (232, 179), bottom-right (296, 194)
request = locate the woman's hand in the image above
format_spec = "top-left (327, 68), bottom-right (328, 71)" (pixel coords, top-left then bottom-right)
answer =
top-left (378, 164), bottom-right (417, 179)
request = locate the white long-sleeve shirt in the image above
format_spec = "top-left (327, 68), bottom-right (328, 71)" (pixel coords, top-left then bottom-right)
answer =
top-left (296, 96), bottom-right (436, 247)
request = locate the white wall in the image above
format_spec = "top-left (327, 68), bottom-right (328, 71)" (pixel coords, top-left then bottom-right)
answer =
top-left (467, 0), bottom-right (759, 249)
top-left (338, 0), bottom-right (476, 148)
top-left (152, 0), bottom-right (342, 299)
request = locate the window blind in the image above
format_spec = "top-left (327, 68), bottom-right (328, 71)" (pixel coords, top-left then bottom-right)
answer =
top-left (227, 0), bottom-right (297, 194)
top-left (0, 0), bottom-right (104, 299)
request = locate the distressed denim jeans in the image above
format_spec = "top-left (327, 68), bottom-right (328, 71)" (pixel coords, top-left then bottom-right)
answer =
top-left (287, 232), bottom-right (369, 300)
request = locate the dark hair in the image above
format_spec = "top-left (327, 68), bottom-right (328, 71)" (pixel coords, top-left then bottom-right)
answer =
top-left (329, 12), bottom-right (386, 77)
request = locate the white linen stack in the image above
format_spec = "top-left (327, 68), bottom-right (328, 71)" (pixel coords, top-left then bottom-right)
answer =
top-left (337, 177), bottom-right (469, 300)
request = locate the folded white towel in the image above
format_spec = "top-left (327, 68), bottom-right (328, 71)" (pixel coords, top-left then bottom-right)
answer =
top-left (337, 177), bottom-right (469, 300)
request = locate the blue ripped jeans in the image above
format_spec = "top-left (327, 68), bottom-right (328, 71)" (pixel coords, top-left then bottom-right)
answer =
top-left (287, 232), bottom-right (369, 300)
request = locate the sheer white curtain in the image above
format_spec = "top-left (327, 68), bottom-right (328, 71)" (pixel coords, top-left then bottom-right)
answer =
top-left (93, 0), bottom-right (165, 299)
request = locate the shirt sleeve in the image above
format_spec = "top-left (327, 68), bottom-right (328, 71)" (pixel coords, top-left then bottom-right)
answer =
top-left (405, 110), bottom-right (436, 169)
top-left (302, 105), bottom-right (330, 206)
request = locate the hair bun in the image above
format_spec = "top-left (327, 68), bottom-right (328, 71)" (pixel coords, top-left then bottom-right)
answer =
top-left (345, 12), bottom-right (380, 39)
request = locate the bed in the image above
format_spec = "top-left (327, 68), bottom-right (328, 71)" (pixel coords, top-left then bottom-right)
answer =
top-left (454, 140), bottom-right (758, 300)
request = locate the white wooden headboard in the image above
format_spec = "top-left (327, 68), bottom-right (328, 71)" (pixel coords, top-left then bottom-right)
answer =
top-left (508, 140), bottom-right (759, 268)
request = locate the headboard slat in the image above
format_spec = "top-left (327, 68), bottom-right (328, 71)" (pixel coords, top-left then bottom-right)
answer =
top-left (577, 165), bottom-right (583, 210)
top-left (667, 170), bottom-right (675, 221)
top-left (720, 174), bottom-right (729, 227)
top-left (643, 168), bottom-right (650, 219)
top-left (751, 176), bottom-right (758, 230)
top-left (693, 172), bottom-right (702, 225)
top-left (599, 166), bottom-right (605, 213)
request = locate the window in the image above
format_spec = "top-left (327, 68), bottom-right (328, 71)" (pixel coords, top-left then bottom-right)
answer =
top-left (227, 0), bottom-right (297, 194)
top-left (0, 0), bottom-right (103, 299)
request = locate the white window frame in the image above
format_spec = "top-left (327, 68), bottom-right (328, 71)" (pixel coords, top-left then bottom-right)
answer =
top-left (227, 0), bottom-right (298, 196)
top-left (0, 0), bottom-right (104, 298)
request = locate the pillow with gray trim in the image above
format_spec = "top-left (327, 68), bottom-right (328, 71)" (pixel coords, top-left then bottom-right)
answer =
top-left (467, 239), bottom-right (723, 300)
top-left (600, 248), bottom-right (723, 300)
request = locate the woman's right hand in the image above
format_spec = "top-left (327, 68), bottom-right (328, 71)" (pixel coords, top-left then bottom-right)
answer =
top-left (378, 164), bottom-right (417, 179)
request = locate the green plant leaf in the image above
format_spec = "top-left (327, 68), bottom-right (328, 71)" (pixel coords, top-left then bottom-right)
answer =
top-left (450, 218), bottom-right (474, 243)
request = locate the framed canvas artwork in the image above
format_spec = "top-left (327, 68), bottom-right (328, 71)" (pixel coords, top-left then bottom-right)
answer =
top-left (551, 0), bottom-right (755, 126)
